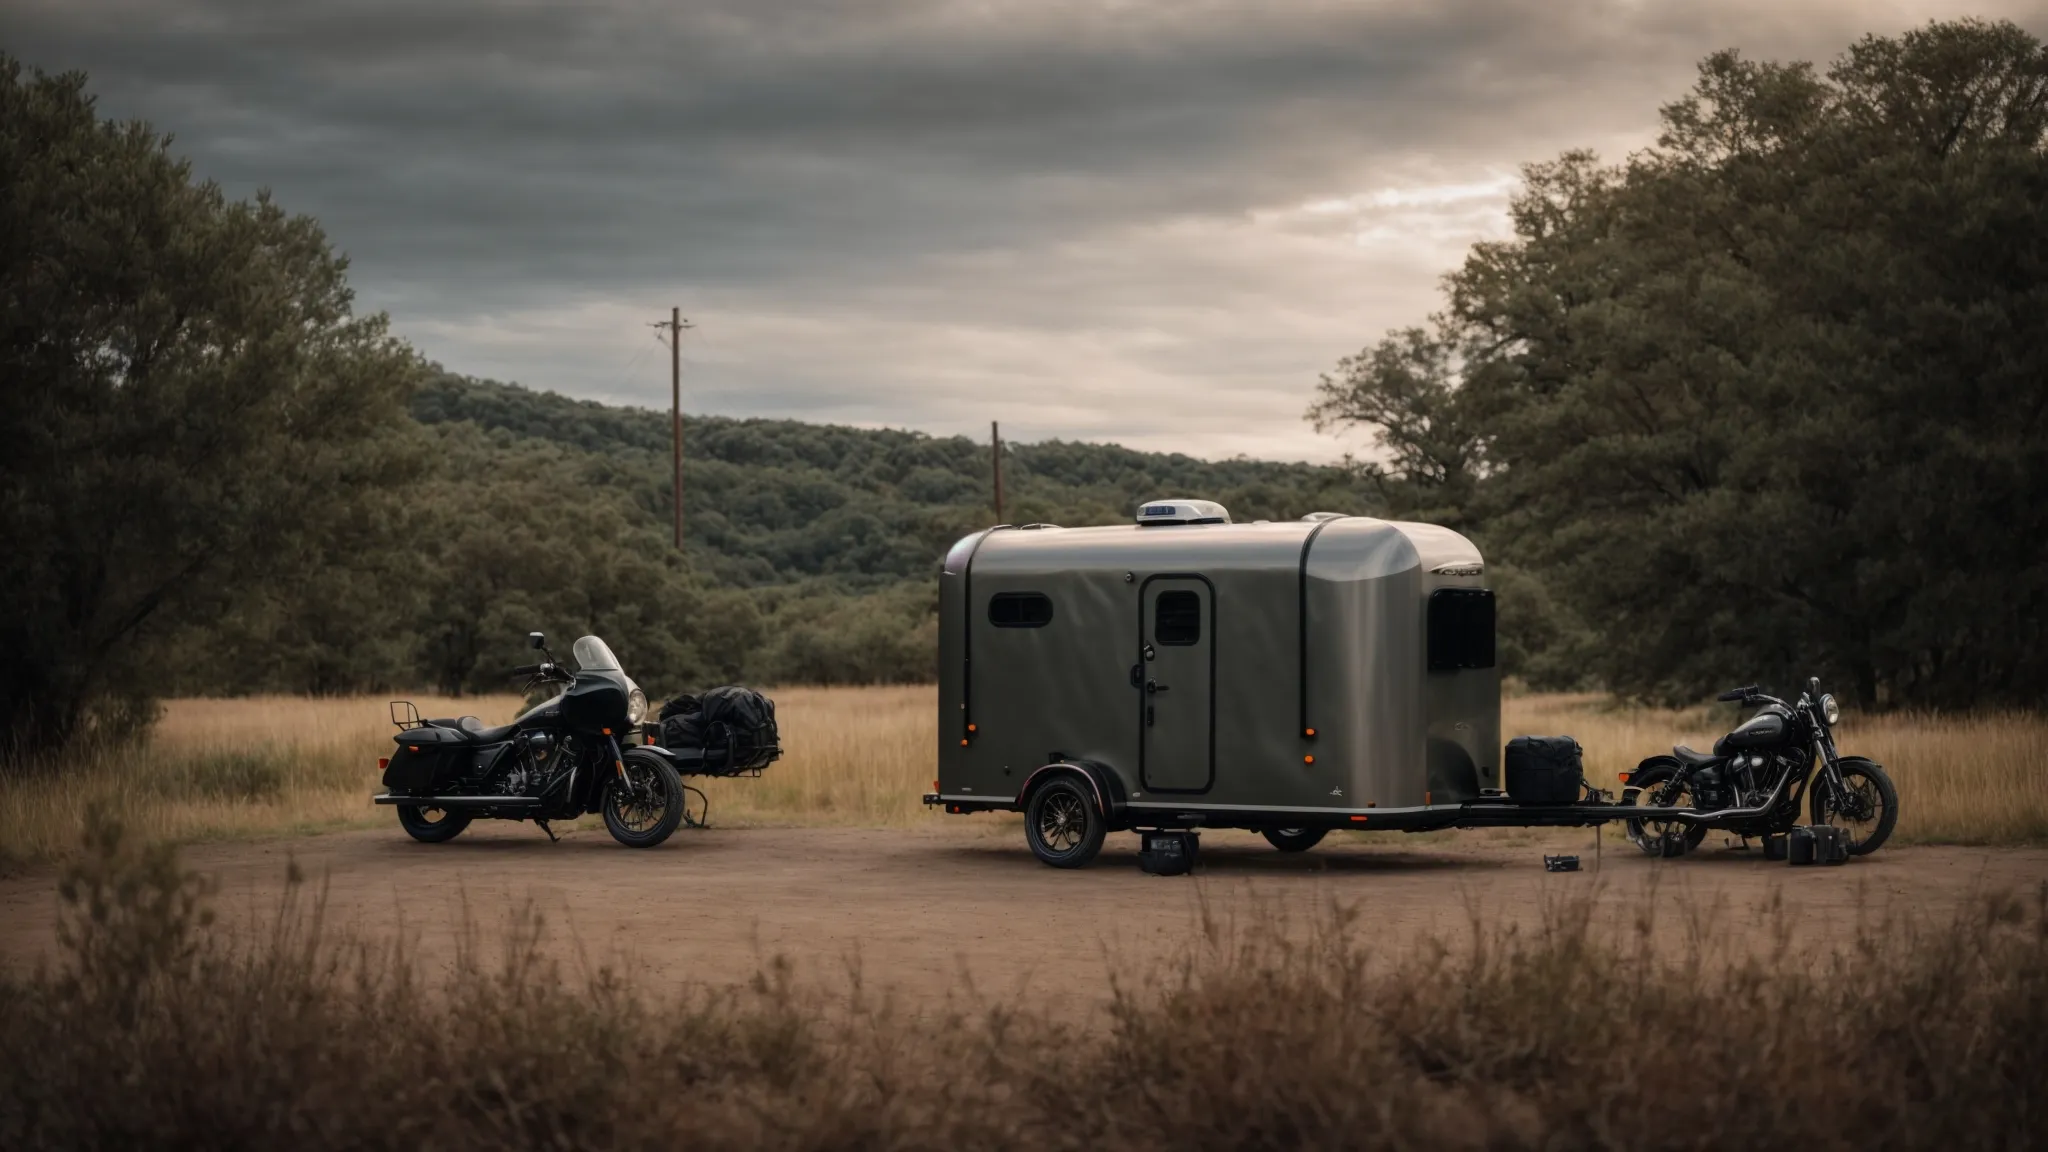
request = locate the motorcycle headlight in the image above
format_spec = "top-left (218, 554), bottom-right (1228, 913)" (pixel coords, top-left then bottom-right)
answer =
top-left (626, 687), bottom-right (648, 726)
top-left (1820, 693), bottom-right (1840, 725)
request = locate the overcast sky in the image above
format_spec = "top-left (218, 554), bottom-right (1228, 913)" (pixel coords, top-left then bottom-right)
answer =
top-left (11, 1), bottom-right (2043, 460)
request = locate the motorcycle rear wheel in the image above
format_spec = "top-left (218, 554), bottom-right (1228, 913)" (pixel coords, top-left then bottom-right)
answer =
top-left (397, 804), bottom-right (471, 844)
top-left (604, 752), bottom-right (685, 848)
top-left (1624, 759), bottom-right (1709, 857)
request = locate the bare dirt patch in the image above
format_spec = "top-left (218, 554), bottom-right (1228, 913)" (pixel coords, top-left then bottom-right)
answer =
top-left (4, 821), bottom-right (2042, 1014)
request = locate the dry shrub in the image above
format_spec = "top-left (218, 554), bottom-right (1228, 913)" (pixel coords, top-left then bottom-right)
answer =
top-left (4, 817), bottom-right (2044, 1150)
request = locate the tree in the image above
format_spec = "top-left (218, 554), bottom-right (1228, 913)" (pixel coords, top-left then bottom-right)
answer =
top-left (1314, 20), bottom-right (2048, 707)
top-left (0, 59), bottom-right (421, 755)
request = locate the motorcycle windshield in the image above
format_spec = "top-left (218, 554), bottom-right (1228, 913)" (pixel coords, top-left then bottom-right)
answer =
top-left (572, 635), bottom-right (623, 674)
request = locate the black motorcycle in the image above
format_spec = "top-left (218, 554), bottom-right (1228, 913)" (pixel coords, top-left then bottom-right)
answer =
top-left (1624, 677), bottom-right (1898, 857)
top-left (374, 632), bottom-right (686, 848)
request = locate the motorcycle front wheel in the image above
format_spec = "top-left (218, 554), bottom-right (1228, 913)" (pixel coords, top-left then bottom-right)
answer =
top-left (604, 751), bottom-right (685, 848)
top-left (1810, 757), bottom-right (1898, 856)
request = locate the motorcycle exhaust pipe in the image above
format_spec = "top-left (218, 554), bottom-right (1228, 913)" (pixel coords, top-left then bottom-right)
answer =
top-left (372, 794), bottom-right (543, 809)
top-left (1653, 767), bottom-right (1796, 824)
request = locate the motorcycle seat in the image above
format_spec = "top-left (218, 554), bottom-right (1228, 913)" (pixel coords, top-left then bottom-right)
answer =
top-left (1672, 745), bottom-right (1725, 769)
top-left (423, 715), bottom-right (516, 744)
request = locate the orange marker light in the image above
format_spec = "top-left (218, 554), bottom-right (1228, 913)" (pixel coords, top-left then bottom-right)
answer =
top-left (1303, 755), bottom-right (1315, 765)
top-left (602, 728), bottom-right (613, 735)
top-left (407, 745), bottom-right (419, 753)
top-left (1618, 771), bottom-right (1633, 785)
top-left (960, 739), bottom-right (970, 747)
top-left (967, 723), bottom-right (977, 732)
top-left (931, 780), bottom-right (939, 792)
top-left (1350, 815), bottom-right (1369, 823)
top-left (1304, 727), bottom-right (1316, 737)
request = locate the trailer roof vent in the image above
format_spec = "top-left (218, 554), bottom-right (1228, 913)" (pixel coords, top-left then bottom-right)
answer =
top-left (1300, 511), bottom-right (1345, 522)
top-left (1136, 499), bottom-right (1231, 526)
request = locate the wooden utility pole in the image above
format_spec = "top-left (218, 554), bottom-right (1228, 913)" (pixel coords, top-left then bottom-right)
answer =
top-left (651, 308), bottom-right (694, 550)
top-left (992, 420), bottom-right (1005, 523)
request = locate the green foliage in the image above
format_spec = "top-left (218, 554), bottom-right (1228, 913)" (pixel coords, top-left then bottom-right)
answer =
top-left (0, 58), bottom-right (423, 755)
top-left (1314, 20), bottom-right (2048, 706)
top-left (164, 373), bottom-right (1379, 699)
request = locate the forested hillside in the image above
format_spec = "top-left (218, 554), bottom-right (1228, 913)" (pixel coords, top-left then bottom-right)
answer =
top-left (160, 373), bottom-right (1378, 700)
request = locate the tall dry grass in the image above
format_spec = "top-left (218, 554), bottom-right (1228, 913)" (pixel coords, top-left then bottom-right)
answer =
top-left (1510, 693), bottom-right (2048, 845)
top-left (2, 687), bottom-right (2041, 868)
top-left (4, 816), bottom-right (2045, 1149)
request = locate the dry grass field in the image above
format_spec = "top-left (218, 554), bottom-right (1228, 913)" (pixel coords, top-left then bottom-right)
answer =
top-left (0, 686), bottom-right (2041, 868)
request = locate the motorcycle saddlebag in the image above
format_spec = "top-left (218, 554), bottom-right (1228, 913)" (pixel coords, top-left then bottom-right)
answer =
top-left (1505, 735), bottom-right (1584, 804)
top-left (382, 725), bottom-right (470, 794)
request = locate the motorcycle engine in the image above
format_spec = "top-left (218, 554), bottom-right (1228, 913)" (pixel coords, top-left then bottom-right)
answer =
top-left (1691, 764), bottom-right (1731, 809)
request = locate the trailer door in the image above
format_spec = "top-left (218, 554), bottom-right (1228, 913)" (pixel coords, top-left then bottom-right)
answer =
top-left (1139, 576), bottom-right (1214, 792)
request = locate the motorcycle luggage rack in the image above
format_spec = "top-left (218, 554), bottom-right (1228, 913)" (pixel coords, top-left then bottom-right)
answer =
top-left (389, 701), bottom-right (425, 731)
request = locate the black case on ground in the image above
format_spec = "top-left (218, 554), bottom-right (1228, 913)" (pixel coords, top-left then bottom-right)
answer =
top-left (1789, 825), bottom-right (1849, 866)
top-left (1139, 831), bottom-right (1200, 875)
top-left (1505, 736), bottom-right (1584, 804)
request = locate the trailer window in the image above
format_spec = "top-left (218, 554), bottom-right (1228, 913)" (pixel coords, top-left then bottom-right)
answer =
top-left (1154, 590), bottom-right (1202, 645)
top-left (988, 592), bottom-right (1054, 628)
top-left (1428, 588), bottom-right (1495, 670)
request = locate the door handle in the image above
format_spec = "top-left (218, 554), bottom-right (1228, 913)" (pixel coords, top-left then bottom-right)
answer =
top-left (1145, 679), bottom-right (1169, 694)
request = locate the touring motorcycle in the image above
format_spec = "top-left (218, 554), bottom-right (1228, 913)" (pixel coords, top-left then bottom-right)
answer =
top-left (1624, 677), bottom-right (1898, 857)
top-left (374, 633), bottom-right (685, 848)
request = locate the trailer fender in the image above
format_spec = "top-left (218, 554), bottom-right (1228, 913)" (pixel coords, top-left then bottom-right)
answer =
top-left (1018, 760), bottom-right (1127, 825)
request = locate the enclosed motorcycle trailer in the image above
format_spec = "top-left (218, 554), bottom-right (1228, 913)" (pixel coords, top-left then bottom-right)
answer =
top-left (922, 500), bottom-right (1712, 867)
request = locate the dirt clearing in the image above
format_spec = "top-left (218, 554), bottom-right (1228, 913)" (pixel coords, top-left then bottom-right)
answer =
top-left (4, 821), bottom-right (2043, 1011)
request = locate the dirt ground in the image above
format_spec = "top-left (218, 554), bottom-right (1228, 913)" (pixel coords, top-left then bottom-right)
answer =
top-left (5, 820), bottom-right (2044, 1014)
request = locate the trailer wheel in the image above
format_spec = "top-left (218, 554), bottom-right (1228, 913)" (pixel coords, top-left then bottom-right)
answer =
top-left (1262, 828), bottom-right (1327, 852)
top-left (1024, 776), bottom-right (1105, 868)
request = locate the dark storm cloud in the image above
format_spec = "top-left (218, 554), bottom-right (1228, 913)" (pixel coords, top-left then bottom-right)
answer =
top-left (11, 1), bottom-right (2039, 458)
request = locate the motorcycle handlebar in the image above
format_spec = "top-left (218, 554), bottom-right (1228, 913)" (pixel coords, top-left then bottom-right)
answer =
top-left (510, 663), bottom-right (545, 677)
top-left (1716, 685), bottom-right (1757, 703)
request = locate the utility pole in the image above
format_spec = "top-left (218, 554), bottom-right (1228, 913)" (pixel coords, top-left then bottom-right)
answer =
top-left (992, 420), bottom-right (1005, 524)
top-left (650, 308), bottom-right (694, 550)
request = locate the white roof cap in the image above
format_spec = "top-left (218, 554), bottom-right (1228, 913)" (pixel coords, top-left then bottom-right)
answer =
top-left (1135, 498), bottom-right (1231, 526)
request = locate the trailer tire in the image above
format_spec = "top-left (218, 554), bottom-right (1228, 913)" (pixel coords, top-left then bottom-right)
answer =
top-left (1024, 776), bottom-right (1105, 868)
top-left (1262, 828), bottom-right (1327, 852)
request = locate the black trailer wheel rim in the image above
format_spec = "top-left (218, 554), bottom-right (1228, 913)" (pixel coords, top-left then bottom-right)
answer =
top-left (1818, 768), bottom-right (1885, 849)
top-left (1038, 791), bottom-right (1086, 854)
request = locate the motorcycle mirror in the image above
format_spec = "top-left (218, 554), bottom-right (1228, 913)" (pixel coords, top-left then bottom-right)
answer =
top-left (528, 631), bottom-right (547, 650)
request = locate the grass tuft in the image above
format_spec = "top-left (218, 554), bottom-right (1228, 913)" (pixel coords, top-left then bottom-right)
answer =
top-left (3, 813), bottom-right (2045, 1149)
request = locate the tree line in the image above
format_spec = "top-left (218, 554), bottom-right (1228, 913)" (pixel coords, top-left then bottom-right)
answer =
top-left (0, 55), bottom-right (1377, 758)
top-left (7, 19), bottom-right (2042, 758)
top-left (1310, 19), bottom-right (2048, 708)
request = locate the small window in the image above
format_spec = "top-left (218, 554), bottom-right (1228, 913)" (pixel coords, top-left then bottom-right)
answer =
top-left (1428, 588), bottom-right (1496, 670)
top-left (989, 592), bottom-right (1054, 628)
top-left (1154, 590), bottom-right (1202, 645)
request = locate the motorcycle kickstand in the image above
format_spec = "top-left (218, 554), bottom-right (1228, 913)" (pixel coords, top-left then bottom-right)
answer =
top-left (537, 819), bottom-right (559, 844)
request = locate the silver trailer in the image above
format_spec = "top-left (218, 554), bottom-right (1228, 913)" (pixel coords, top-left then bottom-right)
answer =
top-left (924, 499), bottom-right (1647, 867)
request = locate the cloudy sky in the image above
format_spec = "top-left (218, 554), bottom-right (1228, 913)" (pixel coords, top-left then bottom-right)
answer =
top-left (11, 0), bottom-right (2043, 460)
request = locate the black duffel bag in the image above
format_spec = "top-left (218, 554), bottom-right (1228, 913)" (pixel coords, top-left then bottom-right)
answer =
top-left (1505, 735), bottom-right (1584, 804)
top-left (658, 686), bottom-right (780, 775)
